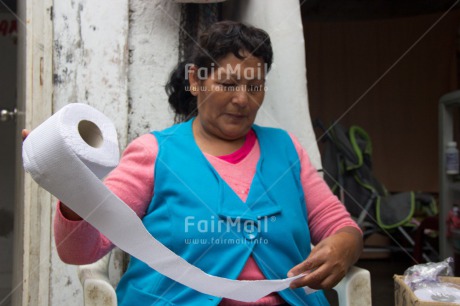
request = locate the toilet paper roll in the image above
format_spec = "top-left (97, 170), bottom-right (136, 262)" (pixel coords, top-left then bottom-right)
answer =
top-left (22, 103), bottom-right (310, 302)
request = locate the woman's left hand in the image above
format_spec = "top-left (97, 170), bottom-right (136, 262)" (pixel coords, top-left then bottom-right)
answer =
top-left (287, 226), bottom-right (363, 290)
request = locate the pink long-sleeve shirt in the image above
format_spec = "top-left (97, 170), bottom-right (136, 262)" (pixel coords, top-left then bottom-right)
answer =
top-left (54, 130), bottom-right (360, 305)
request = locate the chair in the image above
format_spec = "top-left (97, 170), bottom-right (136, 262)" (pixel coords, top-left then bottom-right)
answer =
top-left (77, 247), bottom-right (371, 306)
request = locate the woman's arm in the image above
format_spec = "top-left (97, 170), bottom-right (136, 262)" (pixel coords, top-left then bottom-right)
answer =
top-left (287, 134), bottom-right (363, 289)
top-left (53, 133), bottom-right (158, 264)
top-left (289, 134), bottom-right (361, 243)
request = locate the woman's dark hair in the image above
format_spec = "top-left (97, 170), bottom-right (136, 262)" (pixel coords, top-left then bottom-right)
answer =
top-left (165, 20), bottom-right (273, 122)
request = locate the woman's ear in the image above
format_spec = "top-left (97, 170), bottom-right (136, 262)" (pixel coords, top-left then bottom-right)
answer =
top-left (188, 65), bottom-right (199, 97)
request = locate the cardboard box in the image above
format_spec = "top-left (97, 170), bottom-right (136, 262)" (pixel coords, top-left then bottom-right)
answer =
top-left (394, 275), bottom-right (460, 305)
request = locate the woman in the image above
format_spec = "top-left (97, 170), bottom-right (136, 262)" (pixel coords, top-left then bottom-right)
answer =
top-left (30, 21), bottom-right (362, 305)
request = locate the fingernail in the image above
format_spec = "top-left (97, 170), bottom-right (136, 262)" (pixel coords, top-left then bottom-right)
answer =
top-left (287, 271), bottom-right (294, 277)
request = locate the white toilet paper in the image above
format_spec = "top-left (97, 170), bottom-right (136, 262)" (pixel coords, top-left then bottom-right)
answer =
top-left (22, 103), bottom-right (311, 302)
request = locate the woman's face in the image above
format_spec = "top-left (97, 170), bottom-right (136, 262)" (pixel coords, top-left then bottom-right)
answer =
top-left (189, 51), bottom-right (266, 141)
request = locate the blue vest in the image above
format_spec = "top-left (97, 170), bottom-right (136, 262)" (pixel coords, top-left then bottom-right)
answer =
top-left (116, 119), bottom-right (329, 305)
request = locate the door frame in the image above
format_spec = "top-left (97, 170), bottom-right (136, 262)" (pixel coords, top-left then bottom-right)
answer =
top-left (12, 0), bottom-right (53, 304)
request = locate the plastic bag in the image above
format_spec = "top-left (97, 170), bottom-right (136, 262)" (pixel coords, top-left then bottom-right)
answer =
top-left (404, 257), bottom-right (460, 303)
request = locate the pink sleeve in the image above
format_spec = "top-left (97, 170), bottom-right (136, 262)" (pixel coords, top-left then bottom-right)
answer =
top-left (289, 133), bottom-right (362, 245)
top-left (54, 133), bottom-right (158, 264)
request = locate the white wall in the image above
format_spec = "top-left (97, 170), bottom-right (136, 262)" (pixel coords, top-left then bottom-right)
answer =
top-left (127, 0), bottom-right (178, 140)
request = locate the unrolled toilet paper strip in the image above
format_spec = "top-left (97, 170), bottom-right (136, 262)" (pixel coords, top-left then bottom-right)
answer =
top-left (22, 103), bottom-right (315, 302)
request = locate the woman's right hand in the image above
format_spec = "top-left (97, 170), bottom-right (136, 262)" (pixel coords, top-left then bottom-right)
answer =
top-left (22, 129), bottom-right (83, 221)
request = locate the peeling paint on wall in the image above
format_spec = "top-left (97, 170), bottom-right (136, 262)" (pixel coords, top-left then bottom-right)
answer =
top-left (53, 0), bottom-right (129, 147)
top-left (127, 0), bottom-right (179, 140)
